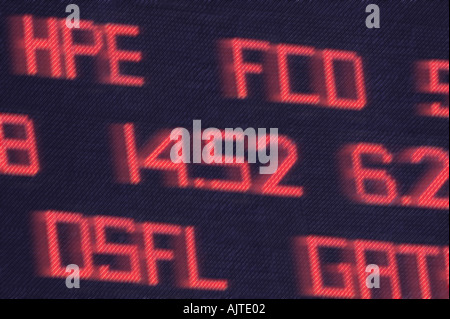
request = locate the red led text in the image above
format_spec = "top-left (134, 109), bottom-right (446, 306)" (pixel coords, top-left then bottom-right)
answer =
top-left (219, 38), bottom-right (367, 110)
top-left (8, 15), bottom-right (144, 86)
top-left (32, 211), bottom-right (228, 290)
top-left (294, 235), bottom-right (449, 299)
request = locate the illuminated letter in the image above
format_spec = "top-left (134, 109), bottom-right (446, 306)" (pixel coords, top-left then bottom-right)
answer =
top-left (102, 24), bottom-right (144, 86)
top-left (219, 38), bottom-right (270, 99)
top-left (9, 15), bottom-right (63, 78)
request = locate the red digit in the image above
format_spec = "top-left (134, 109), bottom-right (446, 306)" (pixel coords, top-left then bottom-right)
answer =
top-left (110, 124), bottom-right (190, 187)
top-left (139, 130), bottom-right (190, 188)
top-left (253, 135), bottom-right (303, 197)
top-left (416, 60), bottom-right (449, 118)
top-left (399, 147), bottom-right (449, 210)
top-left (340, 143), bottom-right (398, 205)
top-left (193, 131), bottom-right (251, 193)
top-left (0, 113), bottom-right (40, 176)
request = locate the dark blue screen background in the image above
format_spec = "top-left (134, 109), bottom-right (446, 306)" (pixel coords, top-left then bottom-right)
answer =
top-left (0, 0), bottom-right (448, 298)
